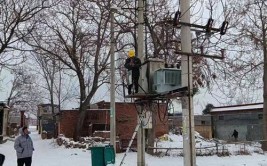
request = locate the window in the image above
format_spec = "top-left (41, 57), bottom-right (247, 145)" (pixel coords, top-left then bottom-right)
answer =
top-left (258, 114), bottom-right (263, 120)
top-left (219, 116), bottom-right (224, 120)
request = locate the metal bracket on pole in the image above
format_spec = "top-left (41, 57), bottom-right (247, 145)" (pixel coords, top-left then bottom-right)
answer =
top-left (177, 22), bottom-right (220, 32)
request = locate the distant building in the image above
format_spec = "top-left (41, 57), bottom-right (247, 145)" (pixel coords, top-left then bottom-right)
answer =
top-left (210, 103), bottom-right (263, 141)
top-left (9, 112), bottom-right (22, 125)
top-left (37, 104), bottom-right (60, 137)
top-left (8, 111), bottom-right (31, 136)
top-left (0, 103), bottom-right (10, 136)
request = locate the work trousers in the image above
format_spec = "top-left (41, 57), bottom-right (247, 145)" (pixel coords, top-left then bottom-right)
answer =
top-left (17, 157), bottom-right (32, 166)
top-left (128, 76), bottom-right (139, 94)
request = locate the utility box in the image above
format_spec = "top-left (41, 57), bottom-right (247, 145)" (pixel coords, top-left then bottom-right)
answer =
top-left (127, 58), bottom-right (164, 95)
top-left (153, 68), bottom-right (182, 93)
top-left (146, 58), bottom-right (165, 93)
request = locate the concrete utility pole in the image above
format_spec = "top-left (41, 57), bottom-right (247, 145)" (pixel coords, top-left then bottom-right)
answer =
top-left (137, 0), bottom-right (146, 165)
top-left (110, 7), bottom-right (117, 153)
top-left (263, 31), bottom-right (267, 151)
top-left (180, 0), bottom-right (196, 166)
top-left (137, 105), bottom-right (145, 166)
top-left (138, 0), bottom-right (148, 92)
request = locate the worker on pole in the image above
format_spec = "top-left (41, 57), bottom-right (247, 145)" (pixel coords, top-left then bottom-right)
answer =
top-left (124, 50), bottom-right (141, 95)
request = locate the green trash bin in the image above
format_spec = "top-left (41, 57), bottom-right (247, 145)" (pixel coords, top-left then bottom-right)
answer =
top-left (104, 145), bottom-right (115, 165)
top-left (91, 146), bottom-right (105, 166)
top-left (91, 145), bottom-right (115, 166)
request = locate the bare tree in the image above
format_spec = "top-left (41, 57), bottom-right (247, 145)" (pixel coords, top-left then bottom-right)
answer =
top-left (33, 54), bottom-right (57, 112)
top-left (7, 66), bottom-right (43, 117)
top-left (164, 0), bottom-right (263, 106)
top-left (201, 0), bottom-right (267, 149)
top-left (225, 0), bottom-right (267, 150)
top-left (0, 0), bottom-right (51, 67)
top-left (24, 0), bottom-right (115, 140)
top-left (31, 53), bottom-right (66, 136)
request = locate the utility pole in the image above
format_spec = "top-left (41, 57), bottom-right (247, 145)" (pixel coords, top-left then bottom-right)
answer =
top-left (263, 29), bottom-right (267, 150)
top-left (180, 0), bottom-right (196, 166)
top-left (138, 1), bottom-right (148, 92)
top-left (137, 0), bottom-right (146, 165)
top-left (137, 105), bottom-right (145, 166)
top-left (110, 7), bottom-right (117, 153)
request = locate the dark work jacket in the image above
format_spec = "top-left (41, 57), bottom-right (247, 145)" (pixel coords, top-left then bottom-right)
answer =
top-left (124, 57), bottom-right (141, 78)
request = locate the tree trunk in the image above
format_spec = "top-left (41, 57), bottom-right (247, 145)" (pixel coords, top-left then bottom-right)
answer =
top-left (262, 30), bottom-right (267, 151)
top-left (73, 106), bottom-right (87, 141)
top-left (50, 94), bottom-right (57, 138)
top-left (73, 68), bottom-right (88, 141)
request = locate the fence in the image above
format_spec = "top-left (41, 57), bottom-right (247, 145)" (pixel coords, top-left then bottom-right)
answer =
top-left (147, 141), bottom-right (264, 157)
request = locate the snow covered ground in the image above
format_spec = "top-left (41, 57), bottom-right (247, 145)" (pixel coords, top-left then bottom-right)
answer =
top-left (0, 127), bottom-right (267, 166)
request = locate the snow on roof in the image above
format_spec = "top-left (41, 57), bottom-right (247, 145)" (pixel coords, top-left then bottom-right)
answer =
top-left (211, 103), bottom-right (263, 112)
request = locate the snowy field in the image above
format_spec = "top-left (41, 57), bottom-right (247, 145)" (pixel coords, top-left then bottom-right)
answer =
top-left (0, 127), bottom-right (267, 166)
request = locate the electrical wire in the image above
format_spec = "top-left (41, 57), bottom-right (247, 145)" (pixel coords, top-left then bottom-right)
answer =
top-left (179, 0), bottom-right (198, 19)
top-left (157, 100), bottom-right (169, 124)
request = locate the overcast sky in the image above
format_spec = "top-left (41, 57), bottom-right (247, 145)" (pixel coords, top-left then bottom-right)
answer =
top-left (0, 0), bottom-right (263, 113)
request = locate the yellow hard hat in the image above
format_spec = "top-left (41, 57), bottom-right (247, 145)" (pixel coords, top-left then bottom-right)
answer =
top-left (128, 50), bottom-right (135, 58)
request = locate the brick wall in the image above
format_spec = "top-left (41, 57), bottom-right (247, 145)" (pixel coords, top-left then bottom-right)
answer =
top-left (59, 102), bottom-right (169, 140)
top-left (116, 103), bottom-right (138, 140)
top-left (59, 110), bottom-right (79, 138)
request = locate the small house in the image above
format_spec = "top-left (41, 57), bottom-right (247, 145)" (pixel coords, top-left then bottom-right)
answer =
top-left (210, 103), bottom-right (263, 141)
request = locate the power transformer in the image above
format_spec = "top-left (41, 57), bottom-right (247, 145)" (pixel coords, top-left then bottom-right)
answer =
top-left (153, 68), bottom-right (182, 93)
